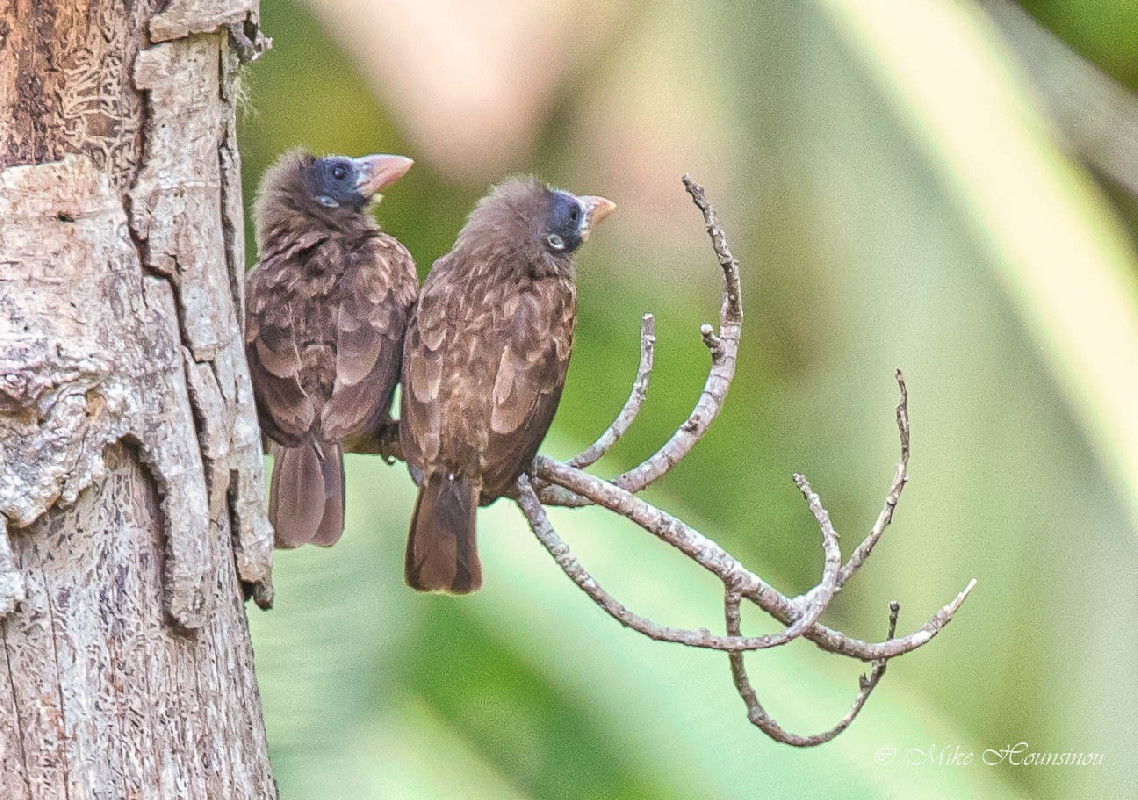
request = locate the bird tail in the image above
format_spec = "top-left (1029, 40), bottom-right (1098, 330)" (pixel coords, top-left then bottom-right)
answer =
top-left (405, 472), bottom-right (481, 594)
top-left (269, 439), bottom-right (346, 548)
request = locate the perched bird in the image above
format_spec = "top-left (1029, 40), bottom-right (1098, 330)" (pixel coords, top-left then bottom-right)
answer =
top-left (245, 148), bottom-right (418, 548)
top-left (400, 177), bottom-right (615, 593)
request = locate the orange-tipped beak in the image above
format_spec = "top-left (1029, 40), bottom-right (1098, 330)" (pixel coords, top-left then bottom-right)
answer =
top-left (353, 154), bottom-right (414, 199)
top-left (578, 195), bottom-right (616, 240)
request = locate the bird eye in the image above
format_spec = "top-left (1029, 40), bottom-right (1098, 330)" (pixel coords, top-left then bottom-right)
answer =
top-left (331, 164), bottom-right (348, 181)
top-left (546, 233), bottom-right (565, 251)
top-left (569, 205), bottom-right (580, 223)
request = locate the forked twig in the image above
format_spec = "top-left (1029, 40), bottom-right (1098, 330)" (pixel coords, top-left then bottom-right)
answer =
top-left (517, 474), bottom-right (841, 652)
top-left (509, 176), bottom-right (975, 746)
top-left (567, 314), bottom-right (656, 469)
top-left (837, 370), bottom-right (909, 589)
top-left (533, 404), bottom-right (974, 663)
top-left (611, 175), bottom-right (741, 495)
top-left (725, 594), bottom-right (901, 747)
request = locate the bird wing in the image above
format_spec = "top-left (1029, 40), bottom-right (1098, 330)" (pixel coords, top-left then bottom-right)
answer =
top-left (321, 235), bottom-right (418, 442)
top-left (399, 270), bottom-right (451, 473)
top-left (400, 266), bottom-right (575, 499)
top-left (244, 233), bottom-right (329, 447)
top-left (481, 283), bottom-right (576, 496)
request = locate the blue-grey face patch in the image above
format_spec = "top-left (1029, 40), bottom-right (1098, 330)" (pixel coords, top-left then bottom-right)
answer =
top-left (545, 191), bottom-right (585, 254)
top-left (311, 157), bottom-right (368, 210)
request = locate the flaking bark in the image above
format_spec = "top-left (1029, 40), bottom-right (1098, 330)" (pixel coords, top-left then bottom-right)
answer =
top-left (0, 0), bottom-right (276, 795)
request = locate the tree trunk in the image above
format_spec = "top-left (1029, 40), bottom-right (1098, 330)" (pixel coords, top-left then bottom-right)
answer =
top-left (0, 0), bottom-right (277, 796)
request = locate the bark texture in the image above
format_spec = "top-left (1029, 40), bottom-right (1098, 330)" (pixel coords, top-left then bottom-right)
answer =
top-left (0, 0), bottom-right (276, 796)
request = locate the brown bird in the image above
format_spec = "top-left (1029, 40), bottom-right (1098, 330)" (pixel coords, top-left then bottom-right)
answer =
top-left (245, 148), bottom-right (418, 548)
top-left (400, 178), bottom-right (615, 593)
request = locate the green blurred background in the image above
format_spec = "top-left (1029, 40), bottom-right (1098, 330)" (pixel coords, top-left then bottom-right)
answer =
top-left (239, 1), bottom-right (1138, 797)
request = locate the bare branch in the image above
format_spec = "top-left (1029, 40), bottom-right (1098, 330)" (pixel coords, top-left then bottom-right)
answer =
top-left (605, 175), bottom-right (742, 496)
top-left (537, 455), bottom-right (786, 606)
top-left (726, 594), bottom-right (901, 747)
top-left (791, 472), bottom-right (843, 603)
top-left (794, 578), bottom-right (976, 662)
top-left (699, 323), bottom-right (721, 356)
top-left (515, 177), bottom-right (973, 745)
top-left (516, 474), bottom-right (841, 652)
top-left (837, 369), bottom-right (909, 589)
top-left (567, 313), bottom-right (656, 469)
top-left (535, 454), bottom-right (975, 661)
top-left (684, 174), bottom-right (743, 324)
top-left (360, 174), bottom-right (974, 746)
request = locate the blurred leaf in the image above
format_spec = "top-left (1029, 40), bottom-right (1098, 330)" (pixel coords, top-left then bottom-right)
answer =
top-left (298, 0), bottom-right (628, 184)
top-left (1016, 0), bottom-right (1138, 89)
top-left (820, 0), bottom-right (1138, 534)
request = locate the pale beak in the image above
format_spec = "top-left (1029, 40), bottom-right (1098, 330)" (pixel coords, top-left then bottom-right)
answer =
top-left (577, 195), bottom-right (616, 240)
top-left (353, 154), bottom-right (414, 199)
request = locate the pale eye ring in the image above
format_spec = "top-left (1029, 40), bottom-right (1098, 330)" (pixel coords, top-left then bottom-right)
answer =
top-left (546, 233), bottom-right (565, 251)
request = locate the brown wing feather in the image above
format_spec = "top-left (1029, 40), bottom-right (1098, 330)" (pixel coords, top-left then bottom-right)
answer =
top-left (322, 236), bottom-right (417, 442)
top-left (481, 284), bottom-right (575, 497)
top-left (399, 267), bottom-right (455, 474)
top-left (400, 257), bottom-right (575, 501)
top-left (245, 249), bottom-right (317, 447)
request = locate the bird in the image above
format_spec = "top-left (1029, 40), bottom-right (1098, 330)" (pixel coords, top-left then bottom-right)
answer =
top-left (400, 177), bottom-right (615, 593)
top-left (244, 148), bottom-right (418, 548)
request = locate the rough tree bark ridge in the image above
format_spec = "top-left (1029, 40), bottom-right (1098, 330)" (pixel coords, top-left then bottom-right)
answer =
top-left (0, 0), bottom-right (276, 795)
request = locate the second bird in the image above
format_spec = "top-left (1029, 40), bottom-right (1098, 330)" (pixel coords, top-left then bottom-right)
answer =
top-left (246, 149), bottom-right (418, 547)
top-left (400, 177), bottom-right (615, 593)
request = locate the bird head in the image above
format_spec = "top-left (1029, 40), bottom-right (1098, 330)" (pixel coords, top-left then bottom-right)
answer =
top-left (303, 153), bottom-right (414, 211)
top-left (455, 177), bottom-right (615, 277)
top-left (543, 189), bottom-right (617, 255)
top-left (253, 148), bottom-right (413, 249)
